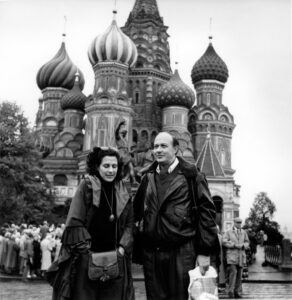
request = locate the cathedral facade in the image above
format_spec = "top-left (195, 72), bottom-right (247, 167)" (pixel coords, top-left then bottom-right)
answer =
top-left (35, 0), bottom-right (239, 232)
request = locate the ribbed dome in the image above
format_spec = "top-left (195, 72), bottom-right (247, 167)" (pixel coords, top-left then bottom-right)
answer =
top-left (61, 73), bottom-right (87, 111)
top-left (36, 40), bottom-right (85, 91)
top-left (88, 12), bottom-right (138, 67)
top-left (191, 40), bottom-right (229, 84)
top-left (157, 70), bottom-right (195, 109)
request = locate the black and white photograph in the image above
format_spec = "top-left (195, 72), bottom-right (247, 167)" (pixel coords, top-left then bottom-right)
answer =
top-left (0, 0), bottom-right (291, 299)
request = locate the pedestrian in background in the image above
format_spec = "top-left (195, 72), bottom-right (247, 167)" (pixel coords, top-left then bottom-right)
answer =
top-left (0, 229), bottom-right (5, 270)
top-left (223, 217), bottom-right (249, 298)
top-left (23, 231), bottom-right (34, 279)
top-left (1, 232), bottom-right (9, 272)
top-left (32, 233), bottom-right (42, 277)
top-left (18, 229), bottom-right (27, 276)
top-left (4, 232), bottom-right (19, 274)
top-left (40, 221), bottom-right (49, 241)
top-left (40, 233), bottom-right (53, 277)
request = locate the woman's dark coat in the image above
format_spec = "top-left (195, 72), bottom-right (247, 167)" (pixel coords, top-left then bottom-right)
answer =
top-left (47, 178), bottom-right (134, 300)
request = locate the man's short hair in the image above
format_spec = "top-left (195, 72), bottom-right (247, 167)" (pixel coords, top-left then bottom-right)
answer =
top-left (155, 132), bottom-right (179, 148)
top-left (234, 217), bottom-right (242, 223)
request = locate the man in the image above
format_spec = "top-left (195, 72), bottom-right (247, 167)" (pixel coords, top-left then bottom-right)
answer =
top-left (133, 132), bottom-right (219, 300)
top-left (222, 217), bottom-right (249, 298)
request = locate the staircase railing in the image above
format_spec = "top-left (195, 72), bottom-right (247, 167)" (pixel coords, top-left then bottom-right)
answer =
top-left (264, 245), bottom-right (282, 265)
top-left (264, 238), bottom-right (292, 270)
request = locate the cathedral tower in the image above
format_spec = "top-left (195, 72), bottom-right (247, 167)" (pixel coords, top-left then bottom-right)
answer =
top-left (122, 0), bottom-right (172, 149)
top-left (84, 11), bottom-right (137, 152)
top-left (36, 35), bottom-right (86, 202)
top-left (36, 35), bottom-right (85, 155)
top-left (189, 37), bottom-right (239, 230)
top-left (189, 37), bottom-right (235, 174)
top-left (157, 69), bottom-right (195, 161)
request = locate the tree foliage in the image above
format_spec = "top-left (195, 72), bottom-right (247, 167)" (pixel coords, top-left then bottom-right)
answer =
top-left (0, 101), bottom-right (55, 225)
top-left (244, 192), bottom-right (283, 244)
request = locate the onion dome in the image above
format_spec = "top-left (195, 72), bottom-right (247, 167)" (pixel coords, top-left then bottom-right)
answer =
top-left (60, 72), bottom-right (86, 111)
top-left (191, 37), bottom-right (229, 84)
top-left (88, 11), bottom-right (138, 67)
top-left (36, 36), bottom-right (85, 91)
top-left (157, 69), bottom-right (195, 109)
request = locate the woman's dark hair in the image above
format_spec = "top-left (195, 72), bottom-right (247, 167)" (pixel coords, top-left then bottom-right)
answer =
top-left (86, 147), bottom-right (122, 181)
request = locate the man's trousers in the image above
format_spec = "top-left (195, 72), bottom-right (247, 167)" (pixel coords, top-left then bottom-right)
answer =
top-left (143, 240), bottom-right (196, 300)
top-left (226, 264), bottom-right (243, 294)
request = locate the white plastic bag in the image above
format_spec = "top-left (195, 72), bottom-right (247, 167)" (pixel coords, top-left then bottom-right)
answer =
top-left (188, 266), bottom-right (218, 300)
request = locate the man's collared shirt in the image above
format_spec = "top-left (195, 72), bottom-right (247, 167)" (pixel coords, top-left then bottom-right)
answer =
top-left (156, 157), bottom-right (179, 174)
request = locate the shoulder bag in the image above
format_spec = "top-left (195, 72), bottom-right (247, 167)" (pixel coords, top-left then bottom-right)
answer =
top-left (85, 177), bottom-right (120, 282)
top-left (88, 250), bottom-right (119, 282)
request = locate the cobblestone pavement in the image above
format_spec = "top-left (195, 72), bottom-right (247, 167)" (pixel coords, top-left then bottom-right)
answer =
top-left (220, 283), bottom-right (292, 299)
top-left (1, 281), bottom-right (292, 300)
top-left (0, 280), bottom-right (147, 300)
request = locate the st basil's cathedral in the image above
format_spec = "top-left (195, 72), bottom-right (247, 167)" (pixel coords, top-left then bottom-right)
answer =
top-left (35, 0), bottom-right (240, 231)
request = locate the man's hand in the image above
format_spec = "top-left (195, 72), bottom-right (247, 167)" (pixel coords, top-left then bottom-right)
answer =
top-left (196, 255), bottom-right (210, 276)
top-left (118, 246), bottom-right (125, 256)
top-left (199, 265), bottom-right (209, 276)
top-left (235, 243), bottom-right (244, 249)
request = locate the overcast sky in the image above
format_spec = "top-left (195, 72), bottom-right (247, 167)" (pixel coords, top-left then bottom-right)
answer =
top-left (0, 0), bottom-right (291, 231)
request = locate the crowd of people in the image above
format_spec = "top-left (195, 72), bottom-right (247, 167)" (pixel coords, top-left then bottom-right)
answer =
top-left (0, 222), bottom-right (64, 279)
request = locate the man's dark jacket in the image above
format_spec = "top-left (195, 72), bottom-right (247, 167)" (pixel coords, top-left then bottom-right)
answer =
top-left (133, 156), bottom-right (219, 255)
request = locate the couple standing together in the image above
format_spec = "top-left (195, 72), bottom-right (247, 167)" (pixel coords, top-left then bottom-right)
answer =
top-left (48, 132), bottom-right (220, 300)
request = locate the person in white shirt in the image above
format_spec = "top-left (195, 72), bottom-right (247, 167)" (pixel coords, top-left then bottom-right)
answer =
top-left (133, 132), bottom-right (219, 300)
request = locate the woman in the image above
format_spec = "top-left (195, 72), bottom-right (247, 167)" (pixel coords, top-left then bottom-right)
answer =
top-left (41, 233), bottom-right (53, 276)
top-left (4, 232), bottom-right (19, 274)
top-left (31, 233), bottom-right (42, 277)
top-left (47, 147), bottom-right (134, 300)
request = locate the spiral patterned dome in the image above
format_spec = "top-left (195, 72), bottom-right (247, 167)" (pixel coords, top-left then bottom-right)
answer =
top-left (61, 73), bottom-right (87, 111)
top-left (88, 12), bottom-right (138, 67)
top-left (36, 39), bottom-right (85, 91)
top-left (191, 40), bottom-right (229, 84)
top-left (157, 70), bottom-right (195, 109)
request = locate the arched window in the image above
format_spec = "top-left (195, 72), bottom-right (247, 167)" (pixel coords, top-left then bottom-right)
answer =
top-left (154, 64), bottom-right (161, 70)
top-left (198, 94), bottom-right (202, 104)
top-left (203, 113), bottom-right (213, 120)
top-left (136, 62), bottom-right (144, 68)
top-left (206, 93), bottom-right (211, 106)
top-left (212, 196), bottom-right (223, 229)
top-left (220, 115), bottom-right (228, 122)
top-left (97, 116), bottom-right (108, 147)
top-left (53, 174), bottom-right (68, 186)
top-left (141, 130), bottom-right (149, 143)
top-left (189, 115), bottom-right (196, 123)
top-left (220, 149), bottom-right (226, 166)
top-left (135, 92), bottom-right (140, 104)
top-left (132, 130), bottom-right (138, 144)
top-left (70, 115), bottom-right (78, 127)
top-left (174, 113), bottom-right (182, 124)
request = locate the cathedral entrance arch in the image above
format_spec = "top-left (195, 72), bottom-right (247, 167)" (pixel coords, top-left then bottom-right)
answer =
top-left (212, 196), bottom-right (223, 230)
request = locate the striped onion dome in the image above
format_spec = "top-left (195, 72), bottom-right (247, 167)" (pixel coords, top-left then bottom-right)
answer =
top-left (36, 37), bottom-right (85, 91)
top-left (61, 72), bottom-right (86, 111)
top-left (157, 69), bottom-right (195, 109)
top-left (88, 11), bottom-right (138, 67)
top-left (191, 38), bottom-right (229, 84)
